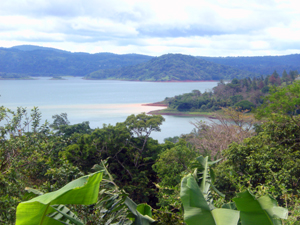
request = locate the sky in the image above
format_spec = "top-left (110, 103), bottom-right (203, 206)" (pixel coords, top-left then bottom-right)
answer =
top-left (0, 0), bottom-right (300, 57)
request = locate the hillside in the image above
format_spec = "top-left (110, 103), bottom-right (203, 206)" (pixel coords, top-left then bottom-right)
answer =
top-left (198, 54), bottom-right (300, 75)
top-left (1, 45), bottom-right (300, 80)
top-left (86, 53), bottom-right (257, 81)
top-left (0, 45), bottom-right (152, 78)
top-left (151, 70), bottom-right (299, 115)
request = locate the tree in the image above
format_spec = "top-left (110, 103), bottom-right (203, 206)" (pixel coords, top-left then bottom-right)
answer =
top-left (50, 113), bottom-right (69, 130)
top-left (187, 107), bottom-right (255, 157)
top-left (289, 70), bottom-right (298, 81)
top-left (234, 100), bottom-right (255, 111)
top-left (63, 113), bottom-right (165, 205)
top-left (153, 139), bottom-right (197, 188)
top-left (255, 81), bottom-right (300, 125)
top-left (282, 70), bottom-right (288, 83)
top-left (0, 107), bottom-right (79, 224)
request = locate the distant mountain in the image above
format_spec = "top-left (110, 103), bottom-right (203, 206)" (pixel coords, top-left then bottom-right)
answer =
top-left (1, 45), bottom-right (299, 80)
top-left (0, 45), bottom-right (153, 78)
top-left (85, 54), bottom-right (257, 81)
top-left (197, 54), bottom-right (300, 75)
top-left (11, 45), bottom-right (66, 52)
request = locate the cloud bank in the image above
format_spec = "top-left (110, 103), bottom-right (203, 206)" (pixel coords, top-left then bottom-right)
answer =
top-left (0, 0), bottom-right (299, 56)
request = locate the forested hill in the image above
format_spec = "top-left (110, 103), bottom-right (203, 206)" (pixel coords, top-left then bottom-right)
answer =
top-left (198, 54), bottom-right (300, 75)
top-left (85, 54), bottom-right (257, 81)
top-left (1, 45), bottom-right (300, 80)
top-left (0, 45), bottom-right (152, 78)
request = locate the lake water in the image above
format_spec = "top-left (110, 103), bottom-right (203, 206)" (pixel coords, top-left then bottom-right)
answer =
top-left (0, 77), bottom-right (218, 142)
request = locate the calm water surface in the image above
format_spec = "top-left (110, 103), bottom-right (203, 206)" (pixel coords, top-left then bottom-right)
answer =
top-left (0, 77), bottom-right (218, 142)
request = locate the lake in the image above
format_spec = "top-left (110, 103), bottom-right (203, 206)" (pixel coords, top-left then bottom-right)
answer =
top-left (0, 77), bottom-right (218, 142)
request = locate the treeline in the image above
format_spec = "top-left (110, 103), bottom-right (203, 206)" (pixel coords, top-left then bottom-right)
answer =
top-left (86, 53), bottom-right (257, 81)
top-left (3, 81), bottom-right (300, 224)
top-left (0, 46), bottom-right (151, 78)
top-left (198, 54), bottom-right (300, 75)
top-left (164, 69), bottom-right (299, 112)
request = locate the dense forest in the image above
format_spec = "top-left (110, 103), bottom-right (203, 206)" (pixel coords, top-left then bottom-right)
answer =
top-left (0, 45), bottom-right (152, 78)
top-left (85, 54), bottom-right (257, 81)
top-left (1, 45), bottom-right (300, 81)
top-left (198, 54), bottom-right (300, 75)
top-left (2, 80), bottom-right (300, 224)
top-left (161, 69), bottom-right (299, 113)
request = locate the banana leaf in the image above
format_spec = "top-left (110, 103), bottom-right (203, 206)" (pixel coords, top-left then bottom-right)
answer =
top-left (15, 171), bottom-right (103, 225)
top-left (180, 174), bottom-right (239, 225)
top-left (125, 197), bottom-right (157, 225)
top-left (233, 190), bottom-right (288, 225)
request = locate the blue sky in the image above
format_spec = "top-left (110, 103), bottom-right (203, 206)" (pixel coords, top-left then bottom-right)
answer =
top-left (0, 0), bottom-right (299, 56)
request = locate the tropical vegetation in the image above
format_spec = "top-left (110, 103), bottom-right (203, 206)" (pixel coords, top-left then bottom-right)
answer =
top-left (86, 54), bottom-right (256, 81)
top-left (2, 78), bottom-right (300, 224)
top-left (159, 70), bottom-right (299, 113)
top-left (2, 45), bottom-right (300, 81)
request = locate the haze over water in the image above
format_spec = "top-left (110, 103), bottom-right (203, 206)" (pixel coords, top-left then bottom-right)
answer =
top-left (0, 77), bottom-right (218, 142)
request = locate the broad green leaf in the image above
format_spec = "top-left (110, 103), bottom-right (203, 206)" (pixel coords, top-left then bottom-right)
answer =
top-left (136, 204), bottom-right (152, 218)
top-left (16, 171), bottom-right (103, 225)
top-left (180, 175), bottom-right (239, 225)
top-left (124, 197), bottom-right (156, 225)
top-left (233, 190), bottom-right (288, 225)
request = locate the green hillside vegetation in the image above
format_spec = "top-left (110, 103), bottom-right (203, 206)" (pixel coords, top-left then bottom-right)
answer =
top-left (0, 45), bottom-right (152, 78)
top-left (198, 54), bottom-right (300, 75)
top-left (1, 45), bottom-right (300, 80)
top-left (159, 70), bottom-right (298, 113)
top-left (85, 53), bottom-right (257, 81)
top-left (2, 80), bottom-right (300, 223)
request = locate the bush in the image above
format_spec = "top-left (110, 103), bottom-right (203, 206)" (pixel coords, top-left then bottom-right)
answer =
top-left (234, 100), bottom-right (255, 111)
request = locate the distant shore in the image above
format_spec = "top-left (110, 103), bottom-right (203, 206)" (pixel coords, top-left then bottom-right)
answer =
top-left (84, 78), bottom-right (218, 82)
top-left (142, 102), bottom-right (216, 118)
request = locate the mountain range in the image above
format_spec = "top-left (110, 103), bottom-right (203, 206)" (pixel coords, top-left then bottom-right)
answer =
top-left (0, 45), bottom-right (299, 80)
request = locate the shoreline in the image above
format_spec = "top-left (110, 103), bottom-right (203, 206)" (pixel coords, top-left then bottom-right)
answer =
top-left (147, 109), bottom-right (217, 118)
top-left (142, 102), bottom-right (217, 118)
top-left (84, 78), bottom-right (218, 82)
top-left (141, 102), bottom-right (168, 107)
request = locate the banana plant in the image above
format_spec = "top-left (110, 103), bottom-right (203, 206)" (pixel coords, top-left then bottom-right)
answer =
top-left (15, 171), bottom-right (103, 225)
top-left (191, 156), bottom-right (224, 209)
top-left (233, 190), bottom-right (288, 225)
top-left (92, 160), bottom-right (157, 225)
top-left (180, 156), bottom-right (288, 225)
top-left (181, 174), bottom-right (240, 225)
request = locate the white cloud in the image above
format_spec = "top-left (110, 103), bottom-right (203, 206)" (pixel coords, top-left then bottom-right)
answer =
top-left (0, 0), bottom-right (299, 56)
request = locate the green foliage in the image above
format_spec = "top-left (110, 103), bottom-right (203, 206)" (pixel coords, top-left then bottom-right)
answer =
top-left (233, 190), bottom-right (288, 225)
top-left (0, 107), bottom-right (86, 224)
top-left (181, 174), bottom-right (240, 225)
top-left (163, 76), bottom-right (274, 113)
top-left (153, 139), bottom-right (197, 187)
top-left (62, 113), bottom-right (165, 205)
top-left (256, 81), bottom-right (300, 121)
top-left (214, 114), bottom-right (300, 223)
top-left (15, 171), bottom-right (103, 225)
top-left (50, 113), bottom-right (70, 130)
top-left (16, 159), bottom-right (159, 225)
top-left (234, 100), bottom-right (255, 111)
top-left (0, 46), bottom-right (152, 78)
top-left (198, 54), bottom-right (300, 75)
top-left (86, 54), bottom-right (256, 81)
top-left (180, 157), bottom-right (288, 225)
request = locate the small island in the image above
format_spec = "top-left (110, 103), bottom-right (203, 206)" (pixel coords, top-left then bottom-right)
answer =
top-left (49, 76), bottom-right (66, 80)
